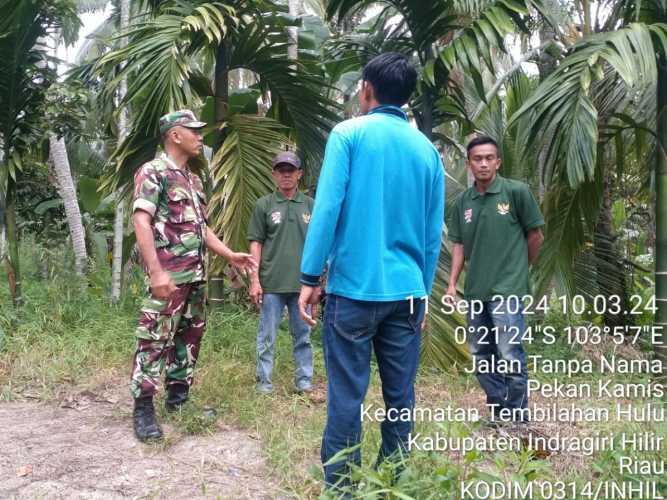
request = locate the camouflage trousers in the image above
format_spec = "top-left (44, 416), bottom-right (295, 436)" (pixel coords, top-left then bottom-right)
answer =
top-left (130, 281), bottom-right (206, 399)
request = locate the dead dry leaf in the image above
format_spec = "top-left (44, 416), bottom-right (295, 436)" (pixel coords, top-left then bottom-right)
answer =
top-left (16, 464), bottom-right (33, 477)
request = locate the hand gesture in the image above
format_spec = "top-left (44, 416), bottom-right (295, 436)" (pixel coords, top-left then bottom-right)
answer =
top-left (228, 252), bottom-right (258, 277)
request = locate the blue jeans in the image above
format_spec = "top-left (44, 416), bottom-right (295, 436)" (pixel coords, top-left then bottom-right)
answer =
top-left (467, 299), bottom-right (528, 419)
top-left (321, 294), bottom-right (424, 488)
top-left (256, 293), bottom-right (312, 392)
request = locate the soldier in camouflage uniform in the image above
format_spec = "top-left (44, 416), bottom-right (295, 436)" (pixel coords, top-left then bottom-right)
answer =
top-left (131, 110), bottom-right (256, 442)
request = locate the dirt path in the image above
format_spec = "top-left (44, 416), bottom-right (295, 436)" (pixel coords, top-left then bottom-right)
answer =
top-left (1, 392), bottom-right (282, 499)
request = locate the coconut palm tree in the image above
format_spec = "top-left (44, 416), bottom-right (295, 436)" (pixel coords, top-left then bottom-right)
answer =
top-left (111, 0), bottom-right (130, 302)
top-left (508, 0), bottom-right (667, 366)
top-left (68, 0), bottom-right (131, 299)
top-left (49, 134), bottom-right (89, 276)
top-left (322, 0), bottom-right (557, 366)
top-left (87, 0), bottom-right (339, 302)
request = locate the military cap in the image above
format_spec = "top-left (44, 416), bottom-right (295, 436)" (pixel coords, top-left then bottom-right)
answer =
top-left (159, 109), bottom-right (207, 135)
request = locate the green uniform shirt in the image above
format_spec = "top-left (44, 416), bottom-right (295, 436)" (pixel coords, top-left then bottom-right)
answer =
top-left (448, 175), bottom-right (544, 301)
top-left (247, 191), bottom-right (314, 293)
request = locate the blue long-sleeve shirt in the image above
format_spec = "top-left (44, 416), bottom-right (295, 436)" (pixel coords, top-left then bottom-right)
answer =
top-left (300, 105), bottom-right (445, 301)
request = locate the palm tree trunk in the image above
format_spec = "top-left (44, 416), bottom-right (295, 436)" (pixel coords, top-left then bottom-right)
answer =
top-left (537, 24), bottom-right (558, 201)
top-left (419, 47), bottom-right (435, 140)
top-left (655, 55), bottom-right (667, 373)
top-left (287, 0), bottom-right (299, 61)
top-left (594, 149), bottom-right (629, 327)
top-left (580, 0), bottom-right (592, 35)
top-left (209, 38), bottom-right (232, 307)
top-left (111, 0), bottom-right (131, 303)
top-left (49, 135), bottom-right (88, 275)
top-left (421, 88), bottom-right (434, 140)
top-left (4, 178), bottom-right (22, 306)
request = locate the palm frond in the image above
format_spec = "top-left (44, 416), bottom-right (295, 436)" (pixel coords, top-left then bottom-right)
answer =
top-left (0, 0), bottom-right (79, 182)
top-left (95, 3), bottom-right (237, 137)
top-left (230, 21), bottom-right (340, 184)
top-left (92, 2), bottom-right (239, 194)
top-left (438, 0), bottom-right (533, 78)
top-left (532, 179), bottom-right (602, 296)
top-left (422, 238), bottom-right (471, 368)
top-left (328, 0), bottom-right (461, 55)
top-left (208, 114), bottom-right (287, 251)
top-left (511, 23), bottom-right (667, 188)
top-left (75, 0), bottom-right (109, 14)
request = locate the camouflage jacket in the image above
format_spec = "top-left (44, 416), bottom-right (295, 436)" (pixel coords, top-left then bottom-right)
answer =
top-left (132, 155), bottom-right (208, 284)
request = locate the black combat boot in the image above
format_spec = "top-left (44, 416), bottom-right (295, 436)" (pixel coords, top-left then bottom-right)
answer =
top-left (165, 383), bottom-right (189, 412)
top-left (133, 396), bottom-right (163, 441)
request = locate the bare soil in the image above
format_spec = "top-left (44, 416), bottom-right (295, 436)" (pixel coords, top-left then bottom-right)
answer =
top-left (1, 390), bottom-right (281, 500)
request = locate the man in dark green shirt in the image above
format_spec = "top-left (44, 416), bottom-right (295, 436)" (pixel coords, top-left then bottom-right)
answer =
top-left (247, 152), bottom-right (315, 394)
top-left (447, 136), bottom-right (544, 424)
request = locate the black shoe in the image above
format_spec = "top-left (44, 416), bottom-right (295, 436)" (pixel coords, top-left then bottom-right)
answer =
top-left (165, 383), bottom-right (189, 412)
top-left (133, 396), bottom-right (163, 441)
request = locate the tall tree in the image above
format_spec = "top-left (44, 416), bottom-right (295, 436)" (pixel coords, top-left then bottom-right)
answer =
top-left (111, 0), bottom-right (130, 302)
top-left (287, 0), bottom-right (301, 60)
top-left (656, 24), bottom-right (667, 371)
top-left (49, 135), bottom-right (88, 275)
top-left (92, 0), bottom-right (339, 264)
top-left (509, 0), bottom-right (667, 367)
top-left (0, 0), bottom-right (80, 305)
top-left (48, 20), bottom-right (90, 277)
top-left (323, 0), bottom-right (554, 366)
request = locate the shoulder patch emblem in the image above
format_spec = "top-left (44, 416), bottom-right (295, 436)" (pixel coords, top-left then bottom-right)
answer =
top-left (271, 211), bottom-right (282, 224)
top-left (497, 203), bottom-right (510, 215)
top-left (464, 208), bottom-right (473, 224)
top-left (302, 212), bottom-right (311, 224)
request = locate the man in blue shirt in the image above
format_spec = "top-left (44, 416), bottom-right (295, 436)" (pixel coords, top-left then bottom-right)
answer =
top-left (298, 52), bottom-right (445, 489)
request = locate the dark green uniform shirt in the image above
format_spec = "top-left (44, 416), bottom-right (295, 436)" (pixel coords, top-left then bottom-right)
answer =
top-left (247, 191), bottom-right (314, 293)
top-left (448, 175), bottom-right (544, 301)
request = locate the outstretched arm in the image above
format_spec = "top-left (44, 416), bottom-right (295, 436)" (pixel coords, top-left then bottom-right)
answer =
top-left (206, 227), bottom-right (257, 274)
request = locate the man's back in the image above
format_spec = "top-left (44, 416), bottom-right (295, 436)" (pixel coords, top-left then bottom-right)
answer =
top-left (301, 106), bottom-right (445, 301)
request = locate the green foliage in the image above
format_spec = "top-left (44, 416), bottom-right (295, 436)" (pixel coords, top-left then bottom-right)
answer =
top-left (87, 0), bottom-right (338, 255)
top-left (0, 0), bottom-right (80, 185)
top-left (208, 114), bottom-right (285, 252)
top-left (42, 82), bottom-right (92, 140)
top-left (318, 424), bottom-right (553, 499)
top-left (512, 23), bottom-right (667, 189)
top-left (2, 247), bottom-right (666, 496)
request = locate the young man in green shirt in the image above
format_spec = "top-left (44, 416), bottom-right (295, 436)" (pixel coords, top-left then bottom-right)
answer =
top-left (447, 136), bottom-right (544, 425)
top-left (247, 152), bottom-right (315, 394)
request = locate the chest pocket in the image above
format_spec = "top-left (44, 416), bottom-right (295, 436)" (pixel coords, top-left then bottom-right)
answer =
top-left (166, 187), bottom-right (198, 223)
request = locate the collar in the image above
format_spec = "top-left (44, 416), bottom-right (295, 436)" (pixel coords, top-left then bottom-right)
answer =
top-left (160, 153), bottom-right (186, 171)
top-left (471, 174), bottom-right (503, 199)
top-left (367, 105), bottom-right (408, 121)
top-left (275, 190), bottom-right (304, 203)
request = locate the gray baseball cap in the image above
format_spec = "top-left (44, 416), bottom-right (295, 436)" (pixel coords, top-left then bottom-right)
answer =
top-left (272, 151), bottom-right (302, 169)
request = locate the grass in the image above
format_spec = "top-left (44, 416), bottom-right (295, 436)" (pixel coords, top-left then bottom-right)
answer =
top-left (1, 243), bottom-right (666, 498)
